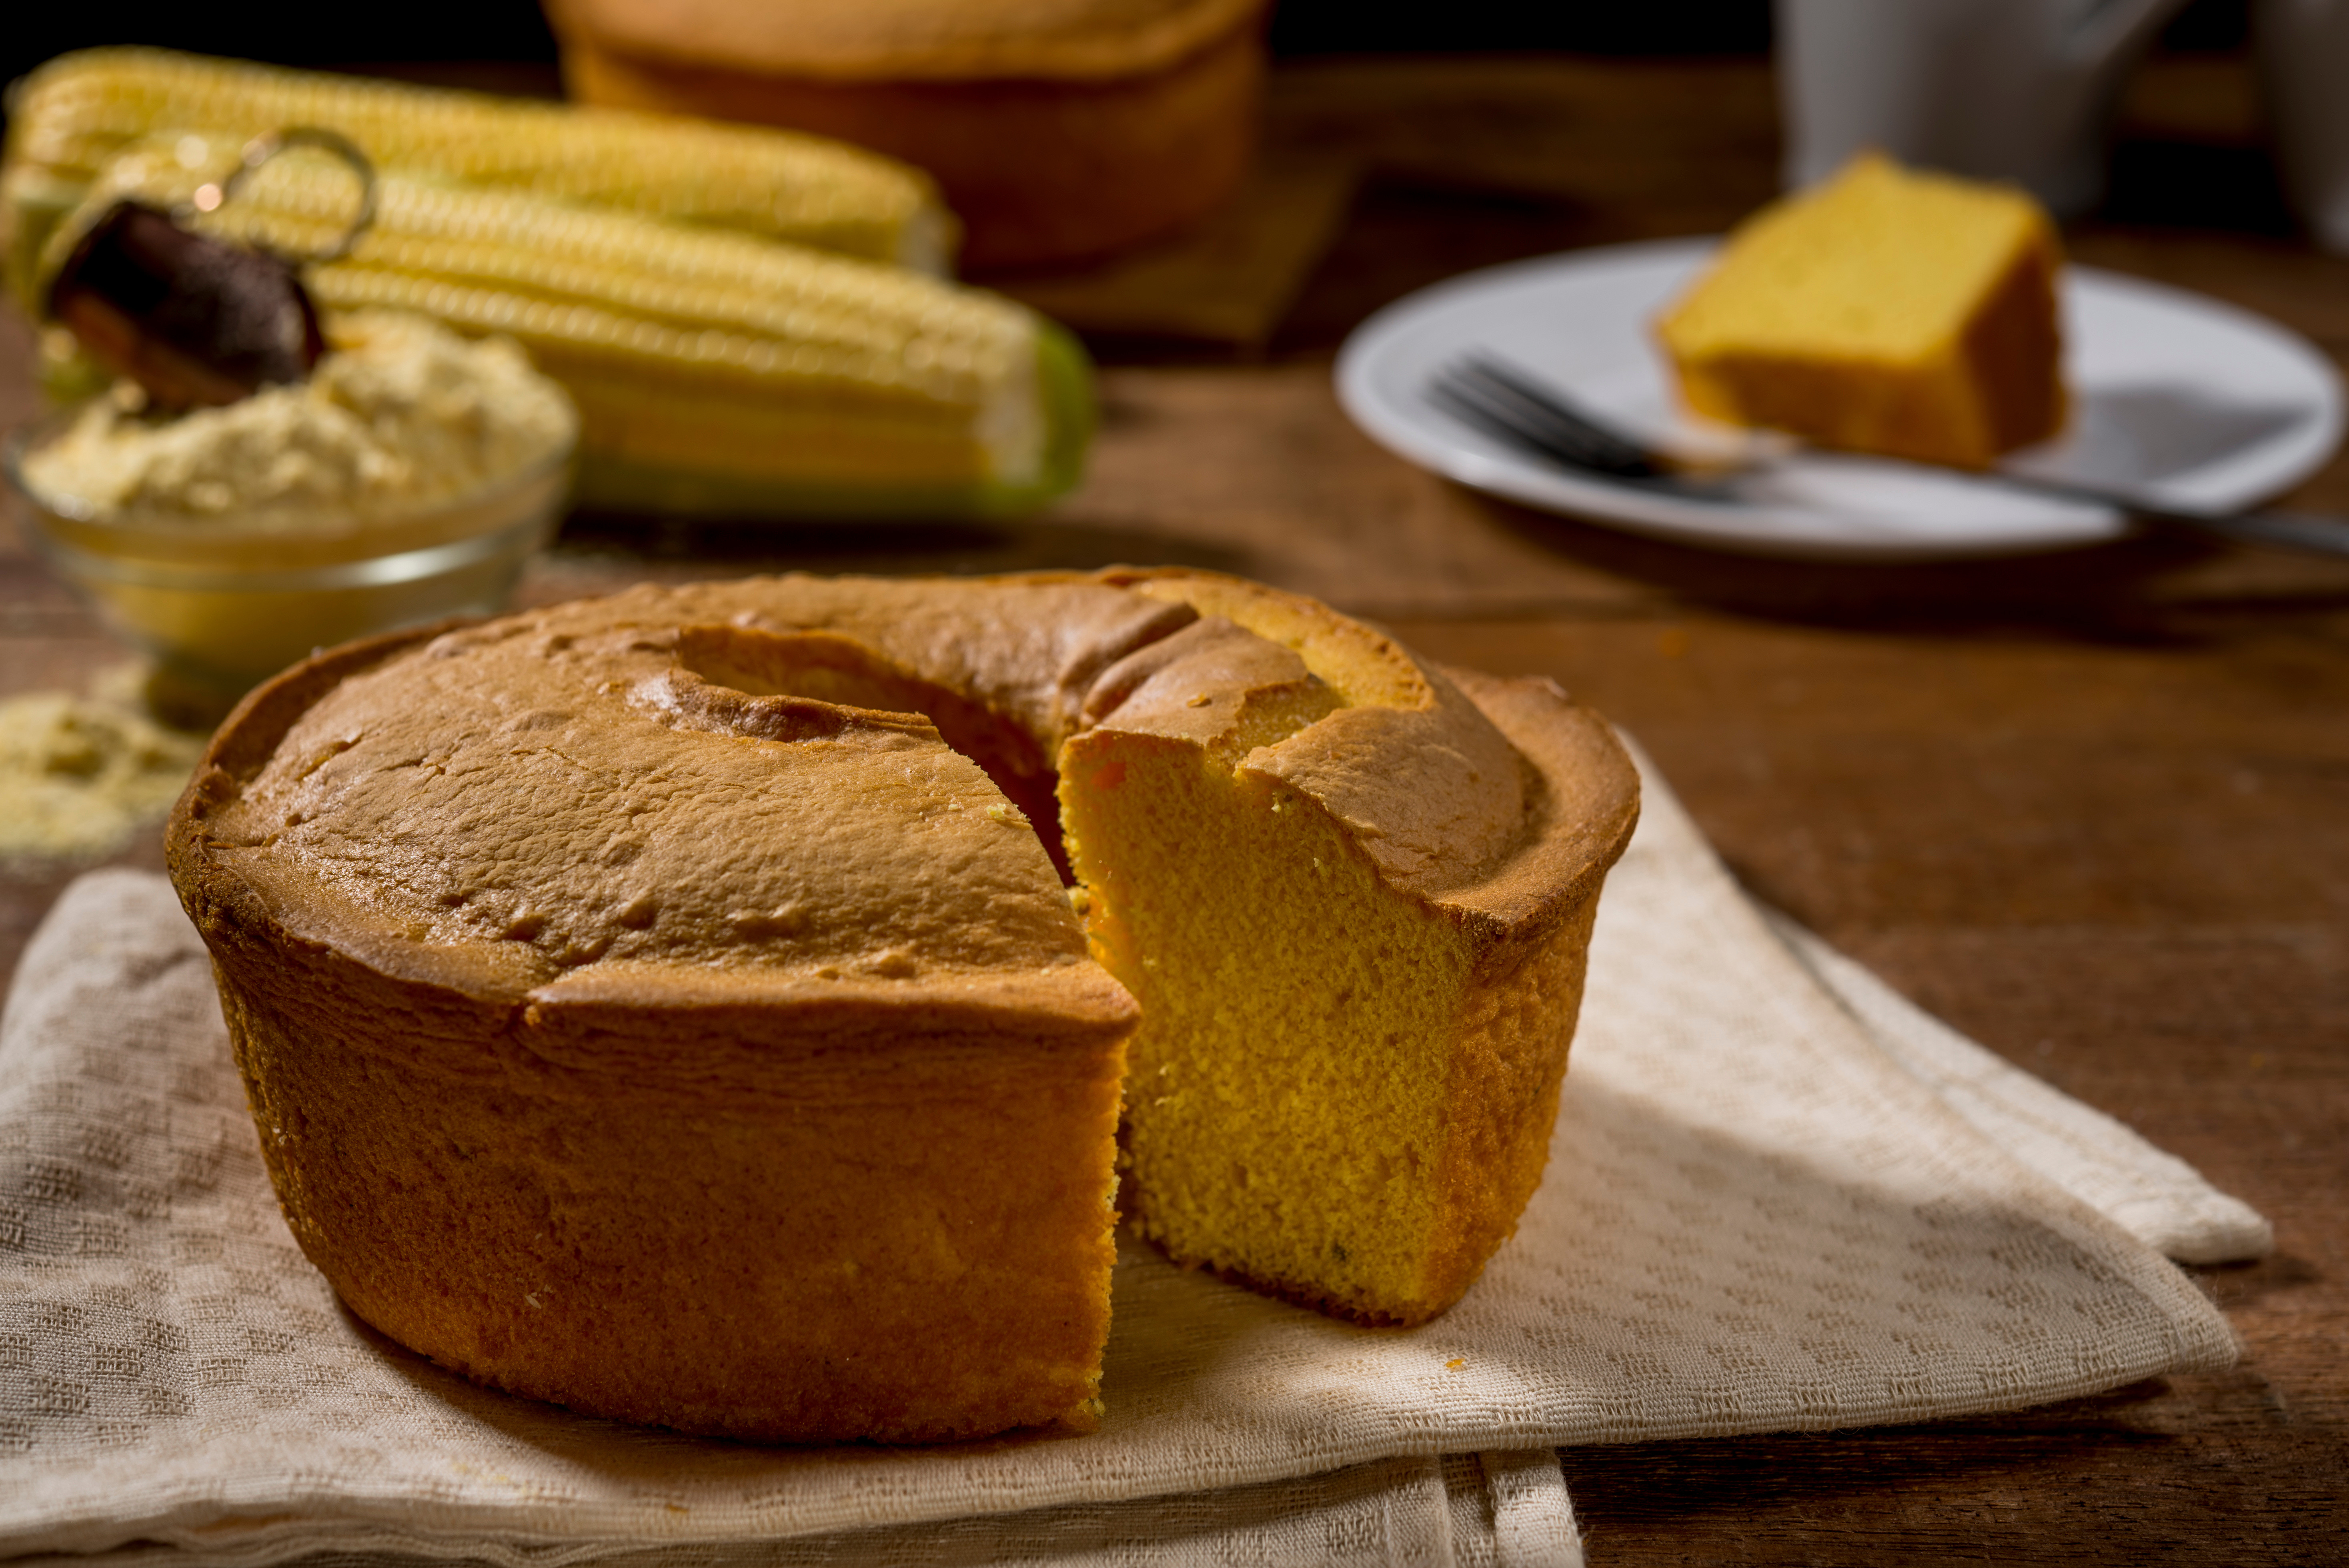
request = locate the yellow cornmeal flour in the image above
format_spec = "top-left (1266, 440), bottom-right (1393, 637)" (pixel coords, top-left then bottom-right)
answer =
top-left (22, 311), bottom-right (575, 524)
top-left (0, 682), bottom-right (203, 861)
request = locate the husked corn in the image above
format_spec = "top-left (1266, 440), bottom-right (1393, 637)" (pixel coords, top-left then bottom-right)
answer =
top-left (39, 136), bottom-right (1085, 515)
top-left (0, 46), bottom-right (954, 310)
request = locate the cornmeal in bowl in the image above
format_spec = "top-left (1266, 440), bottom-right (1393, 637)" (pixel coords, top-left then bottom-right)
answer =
top-left (10, 312), bottom-right (575, 707)
top-left (23, 311), bottom-right (573, 525)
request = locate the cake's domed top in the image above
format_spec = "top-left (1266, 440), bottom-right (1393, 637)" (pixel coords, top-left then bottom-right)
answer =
top-left (182, 568), bottom-right (1606, 1035)
top-left (546, 0), bottom-right (1267, 81)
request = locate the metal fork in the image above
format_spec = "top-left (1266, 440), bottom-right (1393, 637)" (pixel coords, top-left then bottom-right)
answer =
top-left (1428, 354), bottom-right (2349, 558)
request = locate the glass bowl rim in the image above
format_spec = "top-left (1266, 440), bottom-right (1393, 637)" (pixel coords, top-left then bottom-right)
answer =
top-left (3, 400), bottom-right (579, 540)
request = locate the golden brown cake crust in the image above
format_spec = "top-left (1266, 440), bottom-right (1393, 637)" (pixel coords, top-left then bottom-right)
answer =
top-left (178, 566), bottom-right (1608, 984)
top-left (194, 605), bottom-right (1132, 1020)
top-left (1097, 569), bottom-right (1617, 936)
top-left (1415, 669), bottom-right (1638, 1319)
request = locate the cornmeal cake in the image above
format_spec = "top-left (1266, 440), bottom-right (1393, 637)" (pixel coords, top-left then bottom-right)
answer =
top-left (1657, 154), bottom-right (2066, 469)
top-left (167, 570), bottom-right (1639, 1439)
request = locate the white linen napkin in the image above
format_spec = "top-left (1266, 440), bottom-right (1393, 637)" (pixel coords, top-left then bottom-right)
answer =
top-left (0, 764), bottom-right (2262, 1567)
top-left (1767, 913), bottom-right (2272, 1266)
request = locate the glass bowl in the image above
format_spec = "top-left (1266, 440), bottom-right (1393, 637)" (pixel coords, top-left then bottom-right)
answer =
top-left (7, 417), bottom-right (574, 719)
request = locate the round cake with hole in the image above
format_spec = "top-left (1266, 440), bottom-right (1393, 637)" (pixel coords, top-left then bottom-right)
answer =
top-left (166, 568), bottom-right (1638, 1441)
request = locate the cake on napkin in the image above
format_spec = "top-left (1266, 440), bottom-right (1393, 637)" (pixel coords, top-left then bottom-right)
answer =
top-left (0, 759), bottom-right (2255, 1561)
top-left (164, 569), bottom-right (1638, 1439)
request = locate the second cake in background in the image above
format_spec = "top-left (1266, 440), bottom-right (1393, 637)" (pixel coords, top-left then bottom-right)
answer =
top-left (543, 0), bottom-right (1270, 270)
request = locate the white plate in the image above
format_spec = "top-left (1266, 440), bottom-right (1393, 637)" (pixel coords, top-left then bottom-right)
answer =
top-left (1334, 237), bottom-right (2347, 559)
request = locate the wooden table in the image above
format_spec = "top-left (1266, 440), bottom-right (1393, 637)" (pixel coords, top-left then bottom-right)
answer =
top-left (5, 53), bottom-right (2345, 1563)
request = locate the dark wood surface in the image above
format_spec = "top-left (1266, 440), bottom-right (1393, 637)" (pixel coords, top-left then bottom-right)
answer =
top-left (4, 53), bottom-right (2345, 1564)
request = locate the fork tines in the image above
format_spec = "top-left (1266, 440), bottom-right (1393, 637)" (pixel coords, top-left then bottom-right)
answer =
top-left (1428, 355), bottom-right (1665, 480)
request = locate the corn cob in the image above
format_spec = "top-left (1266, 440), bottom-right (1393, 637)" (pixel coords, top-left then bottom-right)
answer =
top-left (39, 135), bottom-right (1087, 517)
top-left (1, 47), bottom-right (955, 314)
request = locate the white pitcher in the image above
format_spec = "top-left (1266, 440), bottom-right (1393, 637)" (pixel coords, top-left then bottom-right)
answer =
top-left (1776, 0), bottom-right (2189, 214)
top-left (2257, 0), bottom-right (2349, 252)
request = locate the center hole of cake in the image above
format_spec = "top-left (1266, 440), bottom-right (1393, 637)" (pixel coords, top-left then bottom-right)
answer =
top-left (677, 624), bottom-right (1072, 882)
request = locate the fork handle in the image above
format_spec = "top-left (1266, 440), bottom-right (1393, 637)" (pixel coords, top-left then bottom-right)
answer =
top-left (2136, 507), bottom-right (2349, 558)
top-left (1988, 475), bottom-right (2349, 559)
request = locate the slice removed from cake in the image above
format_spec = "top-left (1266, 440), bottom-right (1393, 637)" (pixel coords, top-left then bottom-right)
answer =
top-left (1656, 153), bottom-right (2065, 469)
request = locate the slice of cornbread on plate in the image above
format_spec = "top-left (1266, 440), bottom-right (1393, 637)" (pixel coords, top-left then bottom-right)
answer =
top-left (1656, 153), bottom-right (2066, 469)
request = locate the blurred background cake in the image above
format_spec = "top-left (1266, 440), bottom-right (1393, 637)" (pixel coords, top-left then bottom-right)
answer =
top-left (542, 0), bottom-right (1273, 270)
